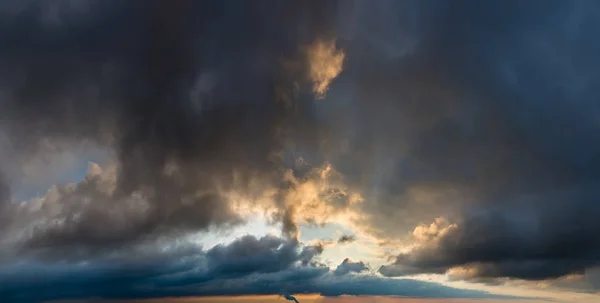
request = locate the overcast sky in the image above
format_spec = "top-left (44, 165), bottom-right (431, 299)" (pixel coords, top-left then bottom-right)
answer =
top-left (1, 1), bottom-right (600, 303)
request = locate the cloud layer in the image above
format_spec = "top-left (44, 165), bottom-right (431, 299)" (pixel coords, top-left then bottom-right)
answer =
top-left (0, 235), bottom-right (506, 303)
top-left (2, 0), bottom-right (600, 300)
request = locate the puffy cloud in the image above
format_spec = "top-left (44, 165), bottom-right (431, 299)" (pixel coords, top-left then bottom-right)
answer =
top-left (379, 191), bottom-right (600, 281)
top-left (272, 165), bottom-right (362, 240)
top-left (2, 162), bottom-right (239, 256)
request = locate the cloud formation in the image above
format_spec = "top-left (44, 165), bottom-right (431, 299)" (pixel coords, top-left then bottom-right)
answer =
top-left (2, 0), bottom-right (600, 300)
top-left (0, 0), bottom-right (357, 254)
top-left (325, 0), bottom-right (600, 289)
top-left (0, 235), bottom-right (507, 303)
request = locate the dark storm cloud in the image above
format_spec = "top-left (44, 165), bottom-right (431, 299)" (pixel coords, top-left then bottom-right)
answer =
top-left (0, 173), bottom-right (8, 207)
top-left (312, 0), bottom-right (600, 285)
top-left (0, 235), bottom-right (511, 303)
top-left (0, 173), bottom-right (10, 233)
top-left (0, 0), bottom-right (343, 249)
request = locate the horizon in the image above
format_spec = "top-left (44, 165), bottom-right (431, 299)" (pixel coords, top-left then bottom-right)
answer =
top-left (1, 1), bottom-right (600, 303)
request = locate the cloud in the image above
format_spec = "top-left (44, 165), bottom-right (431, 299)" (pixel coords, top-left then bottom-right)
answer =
top-left (535, 268), bottom-right (600, 294)
top-left (333, 258), bottom-right (368, 276)
top-left (304, 40), bottom-right (345, 98)
top-left (378, 188), bottom-right (600, 281)
top-left (204, 235), bottom-right (319, 278)
top-left (319, 0), bottom-right (600, 289)
top-left (0, 0), bottom-right (346, 246)
top-left (3, 0), bottom-right (600, 299)
top-left (1, 162), bottom-right (239, 256)
top-left (0, 173), bottom-right (10, 233)
top-left (0, 235), bottom-right (513, 303)
top-left (337, 235), bottom-right (356, 244)
top-left (1, 157), bottom-right (361, 259)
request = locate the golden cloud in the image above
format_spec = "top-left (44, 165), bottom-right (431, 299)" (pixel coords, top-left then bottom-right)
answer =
top-left (304, 39), bottom-right (345, 99)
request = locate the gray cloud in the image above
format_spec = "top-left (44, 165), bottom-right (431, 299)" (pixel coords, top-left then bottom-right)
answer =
top-left (0, 235), bottom-right (513, 303)
top-left (333, 258), bottom-right (368, 276)
top-left (337, 235), bottom-right (356, 244)
top-left (321, 0), bottom-right (600, 287)
top-left (0, 173), bottom-right (10, 235)
top-left (2, 164), bottom-right (239, 257)
top-left (0, 0), bottom-right (344, 249)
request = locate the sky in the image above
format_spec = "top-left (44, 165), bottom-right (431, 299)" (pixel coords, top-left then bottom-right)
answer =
top-left (1, 0), bottom-right (600, 303)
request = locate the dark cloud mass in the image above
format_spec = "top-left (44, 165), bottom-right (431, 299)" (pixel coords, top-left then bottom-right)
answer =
top-left (348, 0), bottom-right (600, 285)
top-left (2, 0), bottom-right (600, 301)
top-left (0, 235), bottom-right (507, 303)
top-left (0, 0), bottom-right (341, 249)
